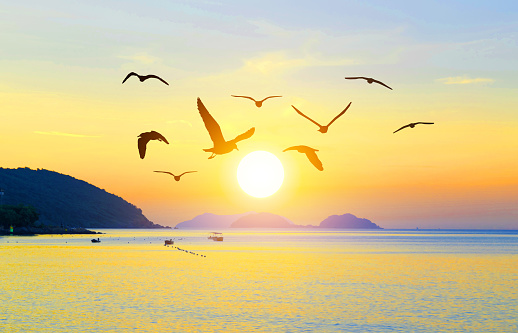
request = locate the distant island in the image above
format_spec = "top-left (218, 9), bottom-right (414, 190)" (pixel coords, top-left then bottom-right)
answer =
top-left (231, 212), bottom-right (295, 228)
top-left (175, 212), bottom-right (254, 229)
top-left (175, 212), bottom-right (382, 229)
top-left (0, 167), bottom-right (166, 233)
top-left (319, 213), bottom-right (382, 229)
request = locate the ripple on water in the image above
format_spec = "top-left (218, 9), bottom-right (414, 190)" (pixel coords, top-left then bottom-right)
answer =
top-left (1, 229), bottom-right (517, 332)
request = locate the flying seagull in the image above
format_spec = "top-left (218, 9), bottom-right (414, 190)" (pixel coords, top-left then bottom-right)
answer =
top-left (137, 131), bottom-right (169, 159)
top-left (231, 95), bottom-right (282, 107)
top-left (283, 145), bottom-right (323, 171)
top-left (393, 122), bottom-right (434, 134)
top-left (153, 171), bottom-right (197, 181)
top-left (197, 98), bottom-right (255, 159)
top-left (122, 72), bottom-right (169, 85)
top-left (292, 102), bottom-right (352, 133)
top-left (344, 77), bottom-right (392, 90)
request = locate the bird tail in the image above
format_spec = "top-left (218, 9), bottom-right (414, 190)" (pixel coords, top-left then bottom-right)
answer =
top-left (203, 148), bottom-right (217, 159)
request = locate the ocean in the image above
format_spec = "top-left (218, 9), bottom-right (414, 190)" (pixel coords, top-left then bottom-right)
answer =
top-left (1, 229), bottom-right (517, 332)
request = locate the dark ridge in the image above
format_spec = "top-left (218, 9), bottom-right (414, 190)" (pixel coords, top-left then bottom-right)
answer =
top-left (0, 167), bottom-right (165, 229)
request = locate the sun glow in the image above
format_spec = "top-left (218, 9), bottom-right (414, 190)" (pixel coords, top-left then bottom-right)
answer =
top-left (237, 151), bottom-right (284, 198)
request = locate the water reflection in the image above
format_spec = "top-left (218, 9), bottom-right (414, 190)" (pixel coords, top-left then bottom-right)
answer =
top-left (1, 229), bottom-right (517, 332)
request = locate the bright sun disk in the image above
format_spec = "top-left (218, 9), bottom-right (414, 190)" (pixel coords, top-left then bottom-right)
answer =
top-left (237, 151), bottom-right (284, 198)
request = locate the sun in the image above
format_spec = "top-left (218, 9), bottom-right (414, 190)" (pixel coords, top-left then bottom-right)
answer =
top-left (237, 151), bottom-right (284, 198)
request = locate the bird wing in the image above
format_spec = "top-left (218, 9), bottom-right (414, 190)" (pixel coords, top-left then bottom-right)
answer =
top-left (122, 72), bottom-right (138, 84)
top-left (344, 77), bottom-right (365, 80)
top-left (152, 131), bottom-right (169, 144)
top-left (178, 171), bottom-right (197, 177)
top-left (197, 98), bottom-right (226, 145)
top-left (372, 79), bottom-right (393, 90)
top-left (231, 95), bottom-right (256, 102)
top-left (283, 146), bottom-right (299, 153)
top-left (259, 95), bottom-right (282, 102)
top-left (283, 145), bottom-right (316, 153)
top-left (393, 124), bottom-right (411, 133)
top-left (137, 137), bottom-right (148, 159)
top-left (229, 127), bottom-right (255, 144)
top-left (416, 122), bottom-right (434, 125)
top-left (154, 171), bottom-right (175, 176)
top-left (326, 102), bottom-right (352, 127)
top-left (291, 105), bottom-right (322, 128)
top-left (305, 150), bottom-right (323, 171)
top-left (146, 75), bottom-right (169, 85)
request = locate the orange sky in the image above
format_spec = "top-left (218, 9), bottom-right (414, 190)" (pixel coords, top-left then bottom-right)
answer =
top-left (1, 1), bottom-right (517, 228)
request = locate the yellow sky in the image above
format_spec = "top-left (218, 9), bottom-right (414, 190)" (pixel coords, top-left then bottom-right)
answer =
top-left (1, 1), bottom-right (517, 228)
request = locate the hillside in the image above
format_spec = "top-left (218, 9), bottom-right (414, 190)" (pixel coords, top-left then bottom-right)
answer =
top-left (319, 213), bottom-right (382, 229)
top-left (0, 167), bottom-right (164, 228)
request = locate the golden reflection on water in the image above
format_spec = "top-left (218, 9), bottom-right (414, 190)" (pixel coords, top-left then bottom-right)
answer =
top-left (1, 230), bottom-right (517, 332)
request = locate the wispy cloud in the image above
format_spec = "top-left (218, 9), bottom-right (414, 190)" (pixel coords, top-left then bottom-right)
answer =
top-left (242, 52), bottom-right (308, 74)
top-left (436, 76), bottom-right (495, 85)
top-left (118, 53), bottom-right (159, 65)
top-left (34, 131), bottom-right (101, 138)
top-left (242, 49), bottom-right (361, 75)
top-left (197, 51), bottom-right (358, 83)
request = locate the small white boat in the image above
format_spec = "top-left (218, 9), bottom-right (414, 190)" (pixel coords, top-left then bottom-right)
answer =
top-left (208, 232), bottom-right (223, 241)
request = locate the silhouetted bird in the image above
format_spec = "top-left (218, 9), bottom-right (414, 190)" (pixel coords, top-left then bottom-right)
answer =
top-left (137, 131), bottom-right (169, 159)
top-left (283, 145), bottom-right (323, 171)
top-left (122, 72), bottom-right (169, 85)
top-left (231, 95), bottom-right (282, 107)
top-left (292, 102), bottom-right (352, 133)
top-left (393, 122), bottom-right (434, 134)
top-left (344, 77), bottom-right (392, 90)
top-left (153, 171), bottom-right (197, 181)
top-left (197, 98), bottom-right (255, 159)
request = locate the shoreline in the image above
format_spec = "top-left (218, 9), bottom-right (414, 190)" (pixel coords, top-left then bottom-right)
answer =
top-left (0, 227), bottom-right (102, 236)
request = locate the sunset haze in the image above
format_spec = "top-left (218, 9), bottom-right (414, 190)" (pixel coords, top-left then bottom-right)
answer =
top-left (1, 0), bottom-right (517, 229)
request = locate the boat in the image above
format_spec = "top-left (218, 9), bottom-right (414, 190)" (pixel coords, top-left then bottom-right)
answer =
top-left (91, 238), bottom-right (101, 243)
top-left (208, 232), bottom-right (223, 241)
top-left (164, 239), bottom-right (174, 245)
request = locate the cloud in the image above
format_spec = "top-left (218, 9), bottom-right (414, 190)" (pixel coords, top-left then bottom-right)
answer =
top-left (247, 52), bottom-right (357, 73)
top-left (118, 53), bottom-right (159, 65)
top-left (248, 20), bottom-right (412, 66)
top-left (436, 76), bottom-right (495, 85)
top-left (242, 52), bottom-right (309, 74)
top-left (34, 131), bottom-right (101, 138)
top-left (197, 51), bottom-right (358, 82)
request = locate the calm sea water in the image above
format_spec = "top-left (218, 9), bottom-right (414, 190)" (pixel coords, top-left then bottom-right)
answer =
top-left (1, 229), bottom-right (517, 332)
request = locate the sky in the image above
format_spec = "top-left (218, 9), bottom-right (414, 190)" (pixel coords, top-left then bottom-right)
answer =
top-left (1, 0), bottom-right (517, 229)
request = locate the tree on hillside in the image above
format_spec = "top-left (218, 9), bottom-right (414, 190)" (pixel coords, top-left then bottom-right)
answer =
top-left (0, 204), bottom-right (39, 228)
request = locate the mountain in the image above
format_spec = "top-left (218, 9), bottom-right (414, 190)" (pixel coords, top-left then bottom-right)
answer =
top-left (319, 213), bottom-right (382, 229)
top-left (0, 167), bottom-right (164, 228)
top-left (175, 212), bottom-right (253, 229)
top-left (230, 212), bottom-right (295, 228)
top-left (177, 212), bottom-right (382, 229)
